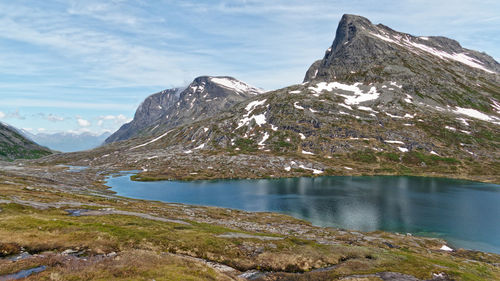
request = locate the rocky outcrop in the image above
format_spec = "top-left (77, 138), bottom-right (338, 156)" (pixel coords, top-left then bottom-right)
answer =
top-left (105, 88), bottom-right (181, 143)
top-left (106, 76), bottom-right (263, 143)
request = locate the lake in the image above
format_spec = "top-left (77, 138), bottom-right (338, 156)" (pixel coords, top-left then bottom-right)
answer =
top-left (107, 174), bottom-right (500, 254)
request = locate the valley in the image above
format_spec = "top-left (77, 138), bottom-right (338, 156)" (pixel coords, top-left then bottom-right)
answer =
top-left (0, 13), bottom-right (499, 281)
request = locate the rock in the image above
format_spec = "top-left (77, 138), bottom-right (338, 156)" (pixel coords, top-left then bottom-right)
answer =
top-left (106, 76), bottom-right (264, 143)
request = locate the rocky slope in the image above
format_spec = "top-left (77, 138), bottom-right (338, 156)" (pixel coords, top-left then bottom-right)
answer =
top-left (59, 14), bottom-right (500, 183)
top-left (105, 76), bottom-right (264, 143)
top-left (0, 122), bottom-right (52, 161)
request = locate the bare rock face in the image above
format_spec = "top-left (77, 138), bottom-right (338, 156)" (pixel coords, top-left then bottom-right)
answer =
top-left (105, 88), bottom-right (181, 143)
top-left (304, 14), bottom-right (499, 111)
top-left (105, 76), bottom-right (264, 143)
top-left (0, 122), bottom-right (52, 161)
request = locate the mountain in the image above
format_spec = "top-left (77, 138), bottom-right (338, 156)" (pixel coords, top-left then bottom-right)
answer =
top-left (0, 122), bottom-right (52, 161)
top-left (105, 76), bottom-right (264, 143)
top-left (55, 14), bottom-right (499, 183)
top-left (303, 14), bottom-right (500, 111)
top-left (22, 131), bottom-right (111, 152)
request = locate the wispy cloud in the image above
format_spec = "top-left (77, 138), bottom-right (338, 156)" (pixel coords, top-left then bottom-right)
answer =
top-left (1, 0), bottom-right (498, 134)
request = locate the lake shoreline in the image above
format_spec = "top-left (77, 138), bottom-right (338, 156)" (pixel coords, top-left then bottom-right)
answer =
top-left (107, 173), bottom-right (500, 255)
top-left (1, 161), bottom-right (500, 280)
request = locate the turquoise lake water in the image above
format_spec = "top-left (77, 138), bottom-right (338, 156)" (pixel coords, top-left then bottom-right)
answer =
top-left (107, 175), bottom-right (500, 254)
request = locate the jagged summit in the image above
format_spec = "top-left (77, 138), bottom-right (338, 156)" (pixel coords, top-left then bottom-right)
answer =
top-left (304, 14), bottom-right (499, 83)
top-left (105, 76), bottom-right (263, 143)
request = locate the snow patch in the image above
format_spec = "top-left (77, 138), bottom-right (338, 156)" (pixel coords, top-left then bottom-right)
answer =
top-left (309, 82), bottom-right (380, 105)
top-left (460, 130), bottom-right (471, 135)
top-left (130, 130), bottom-right (173, 150)
top-left (445, 126), bottom-right (456, 131)
top-left (389, 81), bottom-right (403, 88)
top-left (289, 90), bottom-right (301, 94)
top-left (293, 102), bottom-right (304, 110)
top-left (398, 147), bottom-right (409, 152)
top-left (440, 245), bottom-right (453, 252)
top-left (194, 143), bottom-right (205, 150)
top-left (245, 99), bottom-right (267, 114)
top-left (385, 140), bottom-right (405, 145)
top-left (491, 99), bottom-right (500, 114)
top-left (258, 132), bottom-right (269, 146)
top-left (404, 94), bottom-right (413, 104)
top-left (339, 103), bottom-right (353, 110)
top-left (385, 112), bottom-right (404, 119)
top-left (453, 107), bottom-right (498, 123)
top-left (298, 164), bottom-right (323, 174)
top-left (456, 118), bottom-right (469, 126)
top-left (299, 133), bottom-right (306, 140)
top-left (210, 77), bottom-right (264, 94)
top-left (357, 106), bottom-right (378, 113)
top-left (302, 150), bottom-right (314, 155)
top-left (236, 113), bottom-right (267, 129)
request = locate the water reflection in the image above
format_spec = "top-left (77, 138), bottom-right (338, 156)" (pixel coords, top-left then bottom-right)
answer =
top-left (107, 175), bottom-right (500, 254)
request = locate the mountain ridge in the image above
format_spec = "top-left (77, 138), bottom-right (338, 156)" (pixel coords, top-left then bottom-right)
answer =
top-left (22, 131), bottom-right (112, 152)
top-left (105, 76), bottom-right (264, 143)
top-left (0, 122), bottom-right (52, 161)
top-left (51, 14), bottom-right (500, 184)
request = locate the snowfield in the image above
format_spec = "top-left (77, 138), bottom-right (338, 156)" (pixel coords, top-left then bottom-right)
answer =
top-left (308, 82), bottom-right (380, 105)
top-left (370, 32), bottom-right (495, 74)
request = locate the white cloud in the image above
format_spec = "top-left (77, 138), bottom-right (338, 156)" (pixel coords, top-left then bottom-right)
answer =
top-left (98, 114), bottom-right (131, 126)
top-left (45, 114), bottom-right (65, 122)
top-left (77, 118), bottom-right (91, 127)
top-left (0, 111), bottom-right (5, 119)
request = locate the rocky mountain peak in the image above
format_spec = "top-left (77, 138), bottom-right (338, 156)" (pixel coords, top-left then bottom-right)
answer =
top-left (329, 14), bottom-right (374, 54)
top-left (304, 14), bottom-right (499, 83)
top-left (105, 76), bottom-right (264, 143)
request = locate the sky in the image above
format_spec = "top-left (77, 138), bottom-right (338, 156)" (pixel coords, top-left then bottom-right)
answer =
top-left (1, 0), bottom-right (499, 135)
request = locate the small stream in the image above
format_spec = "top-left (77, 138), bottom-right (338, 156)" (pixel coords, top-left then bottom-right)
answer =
top-left (0, 266), bottom-right (46, 281)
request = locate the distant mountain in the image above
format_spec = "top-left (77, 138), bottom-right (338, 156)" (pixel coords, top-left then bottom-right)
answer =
top-left (56, 14), bottom-right (500, 183)
top-left (0, 122), bottom-right (52, 161)
top-left (22, 131), bottom-right (111, 152)
top-left (105, 76), bottom-right (264, 143)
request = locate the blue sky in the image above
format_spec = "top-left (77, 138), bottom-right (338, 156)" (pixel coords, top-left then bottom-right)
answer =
top-left (1, 0), bottom-right (499, 135)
